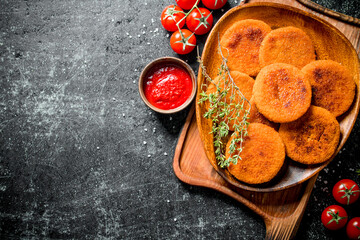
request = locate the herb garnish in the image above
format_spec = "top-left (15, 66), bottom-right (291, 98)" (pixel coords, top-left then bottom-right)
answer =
top-left (198, 39), bottom-right (251, 168)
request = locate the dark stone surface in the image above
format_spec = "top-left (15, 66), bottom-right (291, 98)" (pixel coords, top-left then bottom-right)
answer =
top-left (313, 0), bottom-right (360, 18)
top-left (0, 0), bottom-right (359, 239)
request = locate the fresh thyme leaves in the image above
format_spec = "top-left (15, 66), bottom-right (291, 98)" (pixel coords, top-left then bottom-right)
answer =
top-left (198, 38), bottom-right (251, 168)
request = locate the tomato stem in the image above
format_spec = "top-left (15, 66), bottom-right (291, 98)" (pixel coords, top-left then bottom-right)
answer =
top-left (193, 9), bottom-right (213, 32)
top-left (175, 0), bottom-right (206, 38)
top-left (172, 0), bottom-right (203, 51)
top-left (338, 184), bottom-right (360, 205)
top-left (176, 0), bottom-right (200, 29)
top-left (327, 209), bottom-right (347, 225)
top-left (175, 30), bottom-right (196, 51)
top-left (164, 6), bottom-right (185, 21)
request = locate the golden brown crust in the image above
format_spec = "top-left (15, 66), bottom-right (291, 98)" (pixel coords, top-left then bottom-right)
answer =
top-left (259, 26), bottom-right (315, 69)
top-left (226, 71), bottom-right (254, 103)
top-left (248, 97), bottom-right (279, 130)
top-left (279, 106), bottom-right (340, 165)
top-left (226, 123), bottom-right (285, 184)
top-left (220, 19), bottom-right (271, 76)
top-left (301, 60), bottom-right (355, 117)
top-left (252, 63), bottom-right (312, 123)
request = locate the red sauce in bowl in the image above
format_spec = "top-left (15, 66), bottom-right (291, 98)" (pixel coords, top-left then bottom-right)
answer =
top-left (143, 64), bottom-right (193, 110)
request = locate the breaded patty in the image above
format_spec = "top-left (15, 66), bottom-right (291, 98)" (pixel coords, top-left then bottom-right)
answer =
top-left (252, 63), bottom-right (312, 123)
top-left (279, 106), bottom-right (340, 164)
top-left (259, 26), bottom-right (315, 69)
top-left (248, 97), bottom-right (279, 130)
top-left (301, 60), bottom-right (355, 117)
top-left (226, 123), bottom-right (285, 184)
top-left (220, 19), bottom-right (271, 76)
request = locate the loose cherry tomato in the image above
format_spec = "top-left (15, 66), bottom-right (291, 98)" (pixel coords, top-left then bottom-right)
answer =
top-left (347, 217), bottom-right (360, 240)
top-left (170, 29), bottom-right (196, 54)
top-left (175, 0), bottom-right (199, 10)
top-left (321, 205), bottom-right (348, 230)
top-left (202, 0), bottom-right (227, 10)
top-left (332, 179), bottom-right (360, 205)
top-left (161, 5), bottom-right (185, 32)
top-left (186, 7), bottom-right (213, 35)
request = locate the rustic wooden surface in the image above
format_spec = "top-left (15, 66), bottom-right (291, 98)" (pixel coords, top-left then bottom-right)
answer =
top-left (296, 0), bottom-right (360, 25)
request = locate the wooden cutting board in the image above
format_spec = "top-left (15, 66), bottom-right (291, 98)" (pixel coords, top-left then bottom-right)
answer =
top-left (173, 0), bottom-right (360, 239)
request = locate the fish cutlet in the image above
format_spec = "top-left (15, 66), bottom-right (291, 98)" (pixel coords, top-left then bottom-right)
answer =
top-left (259, 26), bottom-right (315, 69)
top-left (301, 60), bottom-right (355, 117)
top-left (248, 97), bottom-right (279, 130)
top-left (220, 19), bottom-right (271, 76)
top-left (226, 123), bottom-right (285, 185)
top-left (279, 106), bottom-right (340, 165)
top-left (252, 63), bottom-right (312, 123)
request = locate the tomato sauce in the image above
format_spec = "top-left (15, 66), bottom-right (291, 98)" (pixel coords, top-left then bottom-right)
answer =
top-left (143, 64), bottom-right (193, 110)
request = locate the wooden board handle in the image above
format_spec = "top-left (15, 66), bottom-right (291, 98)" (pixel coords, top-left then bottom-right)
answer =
top-left (264, 174), bottom-right (318, 239)
top-left (296, 0), bottom-right (360, 26)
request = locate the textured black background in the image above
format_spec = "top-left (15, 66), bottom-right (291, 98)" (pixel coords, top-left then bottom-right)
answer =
top-left (0, 0), bottom-right (359, 239)
top-left (313, 0), bottom-right (360, 18)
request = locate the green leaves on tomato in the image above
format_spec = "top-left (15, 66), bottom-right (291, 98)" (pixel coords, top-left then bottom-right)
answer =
top-left (186, 7), bottom-right (213, 35)
top-left (161, 5), bottom-right (185, 32)
top-left (170, 29), bottom-right (196, 55)
top-left (321, 205), bottom-right (348, 230)
top-left (332, 179), bottom-right (360, 205)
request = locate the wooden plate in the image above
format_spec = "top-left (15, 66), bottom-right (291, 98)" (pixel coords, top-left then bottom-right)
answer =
top-left (196, 3), bottom-right (360, 192)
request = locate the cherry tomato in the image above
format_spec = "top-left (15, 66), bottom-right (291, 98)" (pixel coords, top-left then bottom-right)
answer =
top-left (321, 205), bottom-right (348, 230)
top-left (332, 179), bottom-right (360, 205)
top-left (170, 29), bottom-right (196, 55)
top-left (175, 0), bottom-right (199, 10)
top-left (186, 7), bottom-right (213, 35)
top-left (202, 0), bottom-right (227, 10)
top-left (347, 217), bottom-right (360, 240)
top-left (161, 5), bottom-right (185, 32)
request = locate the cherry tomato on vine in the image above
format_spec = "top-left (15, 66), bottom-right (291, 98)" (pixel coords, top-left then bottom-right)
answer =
top-left (170, 29), bottom-right (196, 54)
top-left (332, 179), bottom-right (360, 205)
top-left (321, 205), bottom-right (348, 230)
top-left (161, 5), bottom-right (185, 32)
top-left (347, 217), bottom-right (360, 240)
top-left (175, 0), bottom-right (199, 10)
top-left (202, 0), bottom-right (227, 10)
top-left (186, 7), bottom-right (213, 35)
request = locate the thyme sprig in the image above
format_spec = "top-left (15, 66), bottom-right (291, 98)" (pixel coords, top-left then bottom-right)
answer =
top-left (198, 37), bottom-right (251, 168)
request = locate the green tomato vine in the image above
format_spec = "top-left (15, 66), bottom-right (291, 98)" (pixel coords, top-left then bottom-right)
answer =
top-left (166, 0), bottom-right (213, 52)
